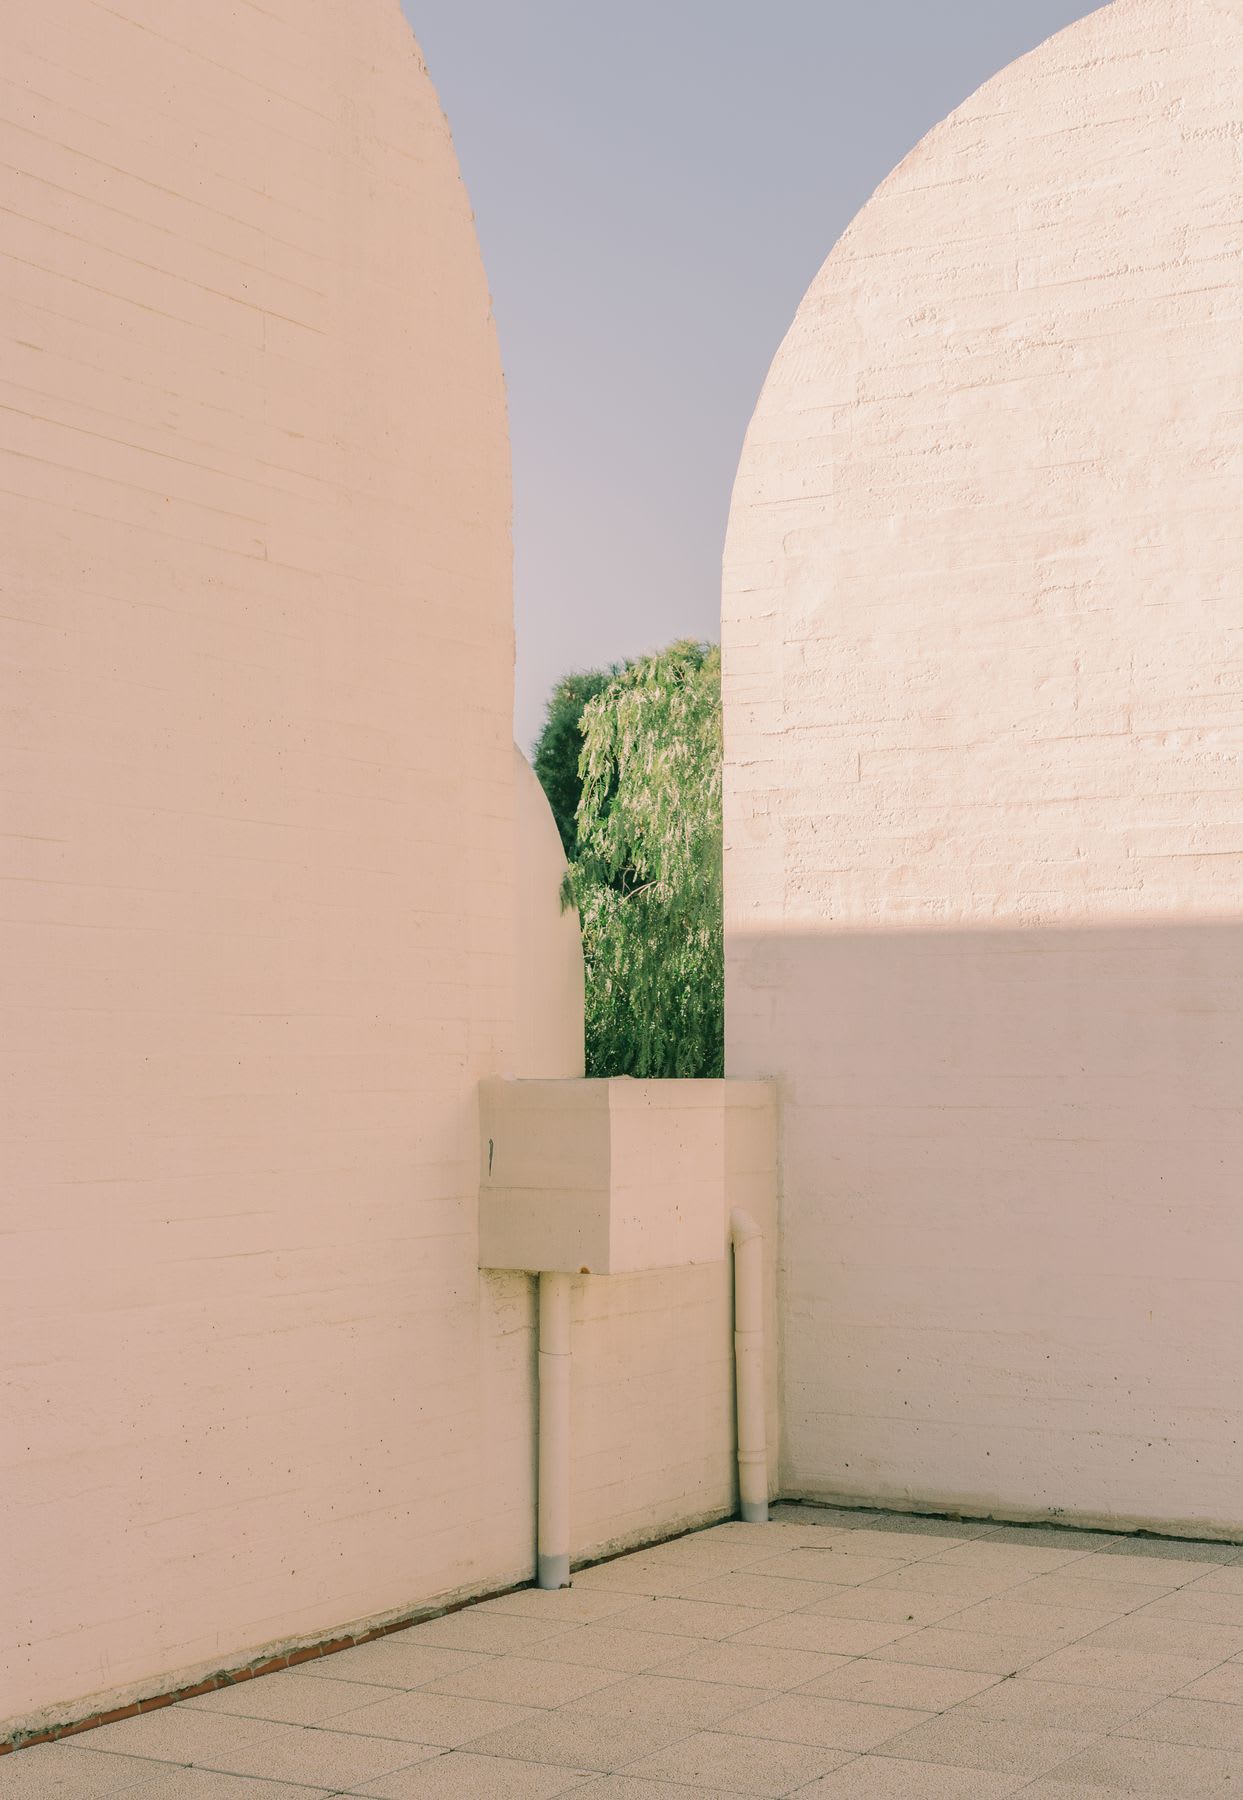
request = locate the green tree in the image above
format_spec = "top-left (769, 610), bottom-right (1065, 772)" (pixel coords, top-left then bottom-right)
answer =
top-left (555, 640), bottom-right (723, 1079)
top-left (531, 665), bottom-right (617, 857)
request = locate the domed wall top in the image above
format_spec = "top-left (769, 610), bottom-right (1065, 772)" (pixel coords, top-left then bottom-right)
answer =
top-left (726, 0), bottom-right (1243, 933)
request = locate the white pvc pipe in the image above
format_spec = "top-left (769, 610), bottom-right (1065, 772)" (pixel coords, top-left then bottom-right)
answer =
top-left (537, 1271), bottom-right (572, 1588)
top-left (731, 1208), bottom-right (768, 1524)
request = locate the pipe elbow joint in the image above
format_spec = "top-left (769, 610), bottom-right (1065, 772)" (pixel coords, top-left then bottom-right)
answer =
top-left (730, 1206), bottom-right (762, 1246)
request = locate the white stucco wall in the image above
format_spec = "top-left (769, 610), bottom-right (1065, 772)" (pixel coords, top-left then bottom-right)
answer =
top-left (723, 0), bottom-right (1243, 1535)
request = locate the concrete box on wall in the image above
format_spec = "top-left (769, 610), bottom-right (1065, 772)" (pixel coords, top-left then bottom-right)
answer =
top-left (478, 1078), bottom-right (774, 1274)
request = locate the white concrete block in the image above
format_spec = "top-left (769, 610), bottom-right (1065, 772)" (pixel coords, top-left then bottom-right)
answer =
top-left (478, 1079), bottom-right (773, 1275)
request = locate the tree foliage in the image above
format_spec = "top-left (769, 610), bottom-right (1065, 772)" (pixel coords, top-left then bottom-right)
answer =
top-left (531, 665), bottom-right (617, 857)
top-left (548, 640), bottom-right (723, 1079)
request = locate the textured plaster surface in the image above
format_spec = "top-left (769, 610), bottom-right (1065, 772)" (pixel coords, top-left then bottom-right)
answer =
top-left (13, 1509), bottom-right (1243, 1795)
top-left (0, 0), bottom-right (516, 1730)
top-left (1, 0), bottom-right (778, 1736)
top-left (722, 0), bottom-right (1243, 1530)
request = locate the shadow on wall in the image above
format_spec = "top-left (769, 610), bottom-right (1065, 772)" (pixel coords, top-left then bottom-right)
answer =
top-left (728, 917), bottom-right (1243, 1538)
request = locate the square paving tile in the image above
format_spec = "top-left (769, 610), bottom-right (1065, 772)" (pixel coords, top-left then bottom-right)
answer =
top-left (523, 1624), bottom-right (697, 1673)
top-left (639, 1536), bottom-right (820, 1573)
top-left (398, 1612), bottom-right (569, 1653)
top-left (1008, 1572), bottom-right (1166, 1616)
top-left (349, 1749), bottom-right (593, 1797)
top-left (938, 1598), bottom-right (1113, 1646)
top-left (798, 1660), bottom-right (1001, 1712)
top-left (570, 1565), bottom-right (708, 1600)
top-left (1077, 1613), bottom-right (1243, 1661)
top-left (680, 1571), bottom-right (849, 1611)
top-left (1015, 1784), bottom-right (1168, 1800)
top-left (70, 1706), bottom-right (274, 1765)
top-left (1059, 1552), bottom-right (1216, 1589)
top-left (874, 1713), bottom-right (1097, 1778)
top-left (1023, 1642), bottom-right (1227, 1694)
top-left (480, 1589), bottom-right (643, 1625)
top-left (1188, 1564), bottom-right (1243, 1597)
top-left (324, 1689), bottom-right (539, 1746)
top-left (563, 1672), bottom-right (757, 1729)
top-left (923, 1544), bottom-right (1091, 1581)
top-left (652, 1639), bottom-right (850, 1690)
top-left (0, 1742), bottom-right (180, 1798)
top-left (725, 1693), bottom-right (931, 1751)
top-left (621, 1727), bottom-right (854, 1796)
top-left (958, 1676), bottom-right (1160, 1733)
top-left (299, 1640), bottom-right (494, 1687)
top-left (464, 1708), bottom-right (695, 1772)
top-left (859, 1566), bottom-right (1017, 1603)
top-left (180, 1719), bottom-right (440, 1788)
top-left (1117, 1694), bottom-right (1243, 1751)
top-left (418, 1655), bottom-right (622, 1709)
top-left (566, 1780), bottom-right (756, 1800)
top-left (867, 1628), bottom-right (1048, 1676)
top-left (1045, 1734), bottom-right (1243, 1794)
top-left (703, 1520), bottom-right (859, 1550)
top-left (746, 1550), bottom-right (910, 1587)
top-left (71, 1770), bottom-right (331, 1800)
top-left (183, 1670), bottom-right (398, 1725)
top-left (604, 1598), bottom-right (781, 1639)
top-left (1135, 1584), bottom-right (1243, 1627)
top-left (803, 1586), bottom-right (975, 1627)
top-left (828, 1529), bottom-right (974, 1559)
top-left (732, 1613), bottom-right (917, 1657)
top-left (797, 1757), bottom-right (1028, 1797)
top-left (1180, 1663), bottom-right (1243, 1705)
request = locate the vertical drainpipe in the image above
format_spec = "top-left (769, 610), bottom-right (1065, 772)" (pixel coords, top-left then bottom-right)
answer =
top-left (537, 1270), bottom-right (572, 1588)
top-left (731, 1208), bottom-right (768, 1524)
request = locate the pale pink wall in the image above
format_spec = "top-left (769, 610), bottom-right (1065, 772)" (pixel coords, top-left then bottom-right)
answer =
top-left (723, 0), bottom-right (1243, 1534)
top-left (0, 0), bottom-right (520, 1734)
top-left (1, 4), bottom-right (777, 1738)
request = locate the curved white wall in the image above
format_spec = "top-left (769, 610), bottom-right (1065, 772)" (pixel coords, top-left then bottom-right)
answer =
top-left (724, 0), bottom-right (1243, 1533)
top-left (0, 0), bottom-right (517, 1732)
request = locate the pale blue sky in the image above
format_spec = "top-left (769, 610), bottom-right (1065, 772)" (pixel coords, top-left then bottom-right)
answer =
top-left (405, 1), bottom-right (1106, 749)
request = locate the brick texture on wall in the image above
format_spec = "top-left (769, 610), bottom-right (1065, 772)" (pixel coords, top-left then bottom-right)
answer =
top-left (0, 0), bottom-right (518, 1733)
top-left (723, 0), bottom-right (1243, 1535)
top-left (1, 0), bottom-right (774, 1740)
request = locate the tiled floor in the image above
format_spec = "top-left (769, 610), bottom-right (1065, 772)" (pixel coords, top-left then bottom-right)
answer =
top-left (10, 1506), bottom-right (1243, 1799)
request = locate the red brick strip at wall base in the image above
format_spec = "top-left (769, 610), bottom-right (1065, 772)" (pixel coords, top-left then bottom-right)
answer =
top-left (1, 1586), bottom-right (528, 1756)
